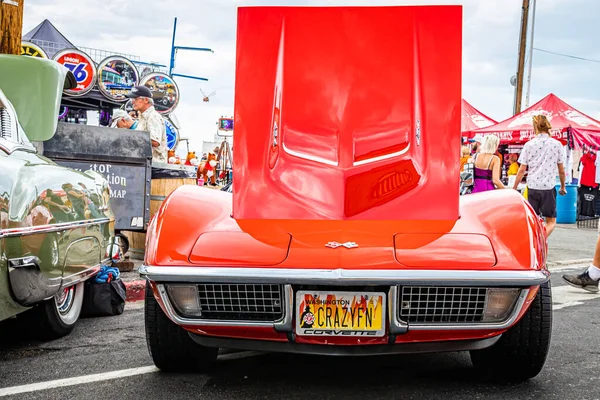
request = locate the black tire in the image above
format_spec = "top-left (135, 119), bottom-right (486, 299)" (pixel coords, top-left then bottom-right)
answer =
top-left (470, 280), bottom-right (552, 382)
top-left (144, 281), bottom-right (218, 372)
top-left (22, 281), bottom-right (85, 340)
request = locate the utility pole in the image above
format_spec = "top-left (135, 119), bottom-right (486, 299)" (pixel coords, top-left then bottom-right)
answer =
top-left (0, 0), bottom-right (24, 55)
top-left (513, 0), bottom-right (530, 115)
top-left (524, 0), bottom-right (537, 108)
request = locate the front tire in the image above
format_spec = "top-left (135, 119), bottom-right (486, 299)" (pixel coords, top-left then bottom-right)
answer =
top-left (470, 281), bottom-right (552, 382)
top-left (144, 281), bottom-right (218, 372)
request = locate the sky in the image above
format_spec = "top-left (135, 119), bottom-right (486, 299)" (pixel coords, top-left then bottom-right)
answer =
top-left (22, 0), bottom-right (600, 154)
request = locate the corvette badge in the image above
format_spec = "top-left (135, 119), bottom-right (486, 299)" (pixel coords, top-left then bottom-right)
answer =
top-left (325, 241), bottom-right (358, 249)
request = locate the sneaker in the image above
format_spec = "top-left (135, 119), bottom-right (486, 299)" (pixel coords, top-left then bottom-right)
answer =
top-left (562, 270), bottom-right (599, 293)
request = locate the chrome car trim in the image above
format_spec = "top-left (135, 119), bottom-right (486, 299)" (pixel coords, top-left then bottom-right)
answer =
top-left (388, 286), bottom-right (408, 334)
top-left (140, 265), bottom-right (549, 287)
top-left (60, 260), bottom-right (107, 287)
top-left (274, 284), bottom-right (294, 332)
top-left (0, 218), bottom-right (110, 239)
top-left (189, 333), bottom-right (502, 356)
top-left (0, 140), bottom-right (36, 155)
top-left (156, 284), bottom-right (276, 328)
top-left (405, 288), bottom-right (530, 331)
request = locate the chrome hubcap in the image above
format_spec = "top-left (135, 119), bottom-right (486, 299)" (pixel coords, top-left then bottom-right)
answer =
top-left (55, 286), bottom-right (74, 315)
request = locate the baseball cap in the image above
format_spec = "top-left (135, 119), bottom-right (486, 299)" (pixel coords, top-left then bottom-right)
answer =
top-left (125, 85), bottom-right (153, 99)
top-left (109, 109), bottom-right (130, 128)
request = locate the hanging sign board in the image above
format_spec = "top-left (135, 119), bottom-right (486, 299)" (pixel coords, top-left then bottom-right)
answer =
top-left (21, 41), bottom-right (48, 58)
top-left (218, 117), bottom-right (233, 131)
top-left (52, 48), bottom-right (97, 96)
top-left (97, 56), bottom-right (139, 102)
top-left (140, 72), bottom-right (180, 115)
top-left (165, 118), bottom-right (179, 150)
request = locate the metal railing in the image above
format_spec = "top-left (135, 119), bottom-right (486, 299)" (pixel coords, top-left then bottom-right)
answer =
top-left (26, 39), bottom-right (167, 75)
top-left (577, 215), bottom-right (599, 230)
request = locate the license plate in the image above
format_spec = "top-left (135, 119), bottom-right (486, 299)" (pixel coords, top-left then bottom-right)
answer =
top-left (295, 291), bottom-right (386, 337)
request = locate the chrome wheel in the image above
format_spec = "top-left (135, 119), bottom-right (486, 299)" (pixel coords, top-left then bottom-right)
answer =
top-left (56, 286), bottom-right (75, 315)
top-left (53, 282), bottom-right (84, 326)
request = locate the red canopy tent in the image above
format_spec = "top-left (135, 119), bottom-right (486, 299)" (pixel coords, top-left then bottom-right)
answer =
top-left (461, 99), bottom-right (497, 137)
top-left (470, 93), bottom-right (600, 148)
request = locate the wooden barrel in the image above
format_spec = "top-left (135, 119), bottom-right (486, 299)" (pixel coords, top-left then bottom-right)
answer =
top-left (123, 177), bottom-right (196, 260)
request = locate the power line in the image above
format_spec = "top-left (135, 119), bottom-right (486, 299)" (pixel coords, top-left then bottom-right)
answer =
top-left (533, 47), bottom-right (600, 64)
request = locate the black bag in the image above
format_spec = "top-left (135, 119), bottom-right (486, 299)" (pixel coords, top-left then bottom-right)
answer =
top-left (81, 278), bottom-right (127, 317)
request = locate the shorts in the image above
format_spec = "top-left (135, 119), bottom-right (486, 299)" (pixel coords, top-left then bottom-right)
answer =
top-left (526, 188), bottom-right (557, 218)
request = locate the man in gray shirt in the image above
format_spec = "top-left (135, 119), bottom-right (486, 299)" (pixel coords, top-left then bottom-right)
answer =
top-left (512, 115), bottom-right (566, 237)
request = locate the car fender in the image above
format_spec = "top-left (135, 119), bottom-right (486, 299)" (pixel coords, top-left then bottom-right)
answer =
top-left (145, 185), bottom-right (233, 266)
top-left (456, 189), bottom-right (547, 271)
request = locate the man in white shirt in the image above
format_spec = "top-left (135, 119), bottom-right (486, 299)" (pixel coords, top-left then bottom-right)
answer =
top-left (512, 115), bottom-right (566, 237)
top-left (126, 85), bottom-right (168, 164)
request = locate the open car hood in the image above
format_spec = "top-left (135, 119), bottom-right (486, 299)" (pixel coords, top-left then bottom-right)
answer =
top-left (0, 55), bottom-right (76, 142)
top-left (232, 6), bottom-right (462, 222)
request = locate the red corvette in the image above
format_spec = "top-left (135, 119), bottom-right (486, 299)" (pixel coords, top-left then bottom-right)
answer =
top-left (140, 5), bottom-right (551, 382)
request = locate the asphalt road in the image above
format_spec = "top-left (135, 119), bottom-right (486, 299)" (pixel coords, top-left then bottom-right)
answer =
top-left (547, 224), bottom-right (598, 263)
top-left (1, 265), bottom-right (599, 400)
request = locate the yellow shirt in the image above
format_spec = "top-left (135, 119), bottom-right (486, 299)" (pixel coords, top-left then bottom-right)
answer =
top-left (460, 156), bottom-right (471, 172)
top-left (507, 162), bottom-right (519, 176)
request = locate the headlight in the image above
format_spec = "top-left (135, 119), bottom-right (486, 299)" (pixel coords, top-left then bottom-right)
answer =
top-left (482, 288), bottom-right (521, 322)
top-left (166, 285), bottom-right (202, 318)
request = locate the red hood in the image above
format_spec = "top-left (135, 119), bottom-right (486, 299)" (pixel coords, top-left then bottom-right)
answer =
top-left (232, 6), bottom-right (462, 221)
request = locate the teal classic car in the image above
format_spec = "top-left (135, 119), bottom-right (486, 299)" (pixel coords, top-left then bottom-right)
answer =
top-left (0, 55), bottom-right (118, 339)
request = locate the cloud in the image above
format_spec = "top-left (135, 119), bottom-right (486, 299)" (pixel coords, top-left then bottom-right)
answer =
top-left (22, 0), bottom-right (600, 152)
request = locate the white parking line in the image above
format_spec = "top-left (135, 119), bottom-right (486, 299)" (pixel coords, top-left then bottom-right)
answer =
top-left (0, 351), bottom-right (263, 397)
top-left (548, 264), bottom-right (590, 273)
top-left (0, 366), bottom-right (159, 397)
top-left (552, 284), bottom-right (600, 310)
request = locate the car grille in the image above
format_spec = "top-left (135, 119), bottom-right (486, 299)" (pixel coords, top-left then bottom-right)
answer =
top-left (398, 286), bottom-right (487, 323)
top-left (197, 284), bottom-right (284, 321)
top-left (0, 108), bottom-right (12, 139)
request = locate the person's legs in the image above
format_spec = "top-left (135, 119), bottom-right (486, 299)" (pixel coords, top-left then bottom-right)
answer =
top-left (538, 189), bottom-right (558, 237)
top-left (562, 225), bottom-right (600, 293)
top-left (545, 217), bottom-right (557, 236)
top-left (526, 188), bottom-right (543, 216)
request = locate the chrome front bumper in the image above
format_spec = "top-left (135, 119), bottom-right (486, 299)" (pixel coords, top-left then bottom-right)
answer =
top-left (139, 265), bottom-right (549, 287)
top-left (140, 265), bottom-right (549, 334)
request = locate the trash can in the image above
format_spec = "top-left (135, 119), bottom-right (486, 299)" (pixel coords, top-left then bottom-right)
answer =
top-left (556, 184), bottom-right (578, 224)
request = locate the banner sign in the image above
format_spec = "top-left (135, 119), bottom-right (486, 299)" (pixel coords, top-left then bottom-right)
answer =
top-left (21, 41), bottom-right (48, 58)
top-left (53, 49), bottom-right (97, 96)
top-left (52, 160), bottom-right (149, 231)
top-left (140, 72), bottom-right (180, 115)
top-left (97, 56), bottom-right (139, 102)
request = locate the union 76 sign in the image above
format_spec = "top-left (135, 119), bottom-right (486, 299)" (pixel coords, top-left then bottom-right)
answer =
top-left (53, 49), bottom-right (97, 96)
